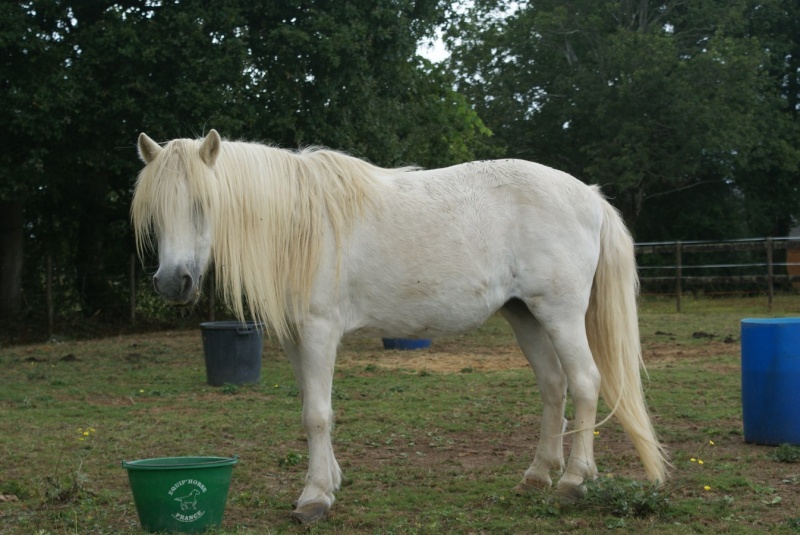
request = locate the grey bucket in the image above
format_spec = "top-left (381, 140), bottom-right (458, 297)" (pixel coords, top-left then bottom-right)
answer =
top-left (199, 321), bottom-right (264, 386)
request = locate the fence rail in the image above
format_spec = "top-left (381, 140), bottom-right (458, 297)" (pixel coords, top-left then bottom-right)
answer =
top-left (635, 237), bottom-right (800, 312)
top-left (31, 254), bottom-right (220, 339)
top-left (17, 237), bottom-right (800, 339)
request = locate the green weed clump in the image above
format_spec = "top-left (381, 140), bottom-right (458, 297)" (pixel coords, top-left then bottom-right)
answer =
top-left (43, 427), bottom-right (97, 505)
top-left (278, 450), bottom-right (304, 468)
top-left (582, 477), bottom-right (672, 519)
top-left (771, 443), bottom-right (800, 464)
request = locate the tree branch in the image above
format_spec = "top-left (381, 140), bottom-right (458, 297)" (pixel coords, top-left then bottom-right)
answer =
top-left (645, 179), bottom-right (720, 200)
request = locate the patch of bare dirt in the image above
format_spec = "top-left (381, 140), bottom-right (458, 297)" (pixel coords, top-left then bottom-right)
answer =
top-left (644, 340), bottom-right (739, 364)
top-left (337, 338), bottom-right (740, 373)
top-left (337, 345), bottom-right (529, 373)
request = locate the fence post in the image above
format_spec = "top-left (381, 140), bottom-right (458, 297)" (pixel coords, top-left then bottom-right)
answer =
top-left (130, 253), bottom-right (136, 325)
top-left (767, 238), bottom-right (774, 310)
top-left (46, 255), bottom-right (53, 339)
top-left (675, 240), bottom-right (682, 313)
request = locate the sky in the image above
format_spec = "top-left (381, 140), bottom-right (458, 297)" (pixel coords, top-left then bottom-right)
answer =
top-left (418, 29), bottom-right (450, 63)
top-left (417, 2), bottom-right (521, 63)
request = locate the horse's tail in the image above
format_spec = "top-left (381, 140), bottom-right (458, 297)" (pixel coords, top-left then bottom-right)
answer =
top-left (586, 193), bottom-right (669, 484)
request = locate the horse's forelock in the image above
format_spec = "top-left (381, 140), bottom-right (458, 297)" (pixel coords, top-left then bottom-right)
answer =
top-left (131, 139), bottom-right (211, 256)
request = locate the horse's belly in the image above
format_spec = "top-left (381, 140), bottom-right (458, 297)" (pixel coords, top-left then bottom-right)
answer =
top-left (346, 312), bottom-right (492, 339)
top-left (344, 283), bottom-right (509, 339)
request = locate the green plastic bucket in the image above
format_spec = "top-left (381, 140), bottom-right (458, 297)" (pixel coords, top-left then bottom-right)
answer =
top-left (122, 456), bottom-right (238, 533)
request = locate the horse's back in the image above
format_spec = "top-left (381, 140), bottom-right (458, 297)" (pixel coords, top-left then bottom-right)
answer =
top-left (333, 159), bottom-right (605, 337)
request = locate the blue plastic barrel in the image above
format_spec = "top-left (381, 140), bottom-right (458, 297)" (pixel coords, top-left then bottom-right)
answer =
top-left (741, 318), bottom-right (800, 445)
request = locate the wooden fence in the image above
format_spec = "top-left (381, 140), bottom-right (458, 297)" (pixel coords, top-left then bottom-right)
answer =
top-left (635, 237), bottom-right (800, 312)
top-left (40, 254), bottom-right (219, 338)
top-left (31, 237), bottom-right (800, 337)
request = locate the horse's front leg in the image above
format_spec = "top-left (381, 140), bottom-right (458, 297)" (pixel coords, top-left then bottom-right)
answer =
top-left (282, 318), bottom-right (343, 524)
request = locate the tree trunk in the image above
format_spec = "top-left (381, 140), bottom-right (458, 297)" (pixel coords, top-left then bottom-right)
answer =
top-left (75, 173), bottom-right (111, 316)
top-left (0, 201), bottom-right (24, 319)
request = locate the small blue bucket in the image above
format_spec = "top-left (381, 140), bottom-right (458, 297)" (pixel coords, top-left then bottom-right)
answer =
top-left (382, 338), bottom-right (432, 350)
top-left (741, 318), bottom-right (800, 445)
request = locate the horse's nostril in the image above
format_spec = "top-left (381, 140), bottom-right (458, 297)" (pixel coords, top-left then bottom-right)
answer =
top-left (153, 275), bottom-right (160, 293)
top-left (181, 274), bottom-right (193, 295)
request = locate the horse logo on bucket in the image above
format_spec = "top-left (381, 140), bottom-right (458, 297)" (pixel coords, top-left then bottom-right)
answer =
top-left (168, 478), bottom-right (207, 523)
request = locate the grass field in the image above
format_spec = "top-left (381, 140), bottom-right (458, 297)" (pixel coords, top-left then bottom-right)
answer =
top-left (2, 295), bottom-right (800, 533)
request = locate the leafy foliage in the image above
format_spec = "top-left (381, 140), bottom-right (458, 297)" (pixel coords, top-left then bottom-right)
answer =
top-left (449, 0), bottom-right (800, 239)
top-left (0, 0), bottom-right (490, 319)
top-left (581, 477), bottom-right (672, 519)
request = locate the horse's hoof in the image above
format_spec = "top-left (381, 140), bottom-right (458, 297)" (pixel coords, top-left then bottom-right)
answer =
top-left (290, 502), bottom-right (329, 524)
top-left (513, 475), bottom-right (551, 494)
top-left (556, 480), bottom-right (586, 503)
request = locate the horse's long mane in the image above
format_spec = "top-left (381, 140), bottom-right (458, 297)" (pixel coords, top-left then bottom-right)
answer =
top-left (132, 136), bottom-right (407, 339)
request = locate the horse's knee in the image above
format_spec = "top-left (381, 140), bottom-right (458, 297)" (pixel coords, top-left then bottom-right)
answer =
top-left (302, 406), bottom-right (333, 434)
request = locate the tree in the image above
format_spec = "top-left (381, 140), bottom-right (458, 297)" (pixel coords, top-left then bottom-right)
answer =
top-left (731, 0), bottom-right (800, 237)
top-left (237, 0), bottom-right (490, 167)
top-left (54, 1), bottom-right (255, 315)
top-left (0, 1), bottom-right (74, 318)
top-left (449, 0), bottom-right (799, 240)
top-left (0, 0), bottom-right (491, 325)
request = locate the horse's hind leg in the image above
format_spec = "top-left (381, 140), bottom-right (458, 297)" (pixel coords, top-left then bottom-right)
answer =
top-left (501, 300), bottom-right (567, 491)
top-left (281, 319), bottom-right (343, 524)
top-left (527, 298), bottom-right (601, 500)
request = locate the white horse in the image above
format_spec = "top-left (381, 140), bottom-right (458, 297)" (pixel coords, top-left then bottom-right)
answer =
top-left (132, 130), bottom-right (668, 523)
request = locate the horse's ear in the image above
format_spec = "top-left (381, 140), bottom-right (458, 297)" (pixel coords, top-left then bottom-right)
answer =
top-left (138, 133), bottom-right (162, 164)
top-left (200, 129), bottom-right (221, 167)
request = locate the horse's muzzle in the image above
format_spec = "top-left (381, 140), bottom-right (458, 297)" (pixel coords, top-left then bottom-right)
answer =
top-left (153, 267), bottom-right (202, 305)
